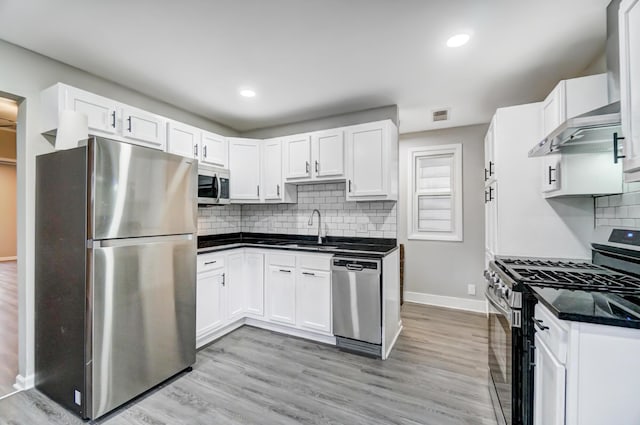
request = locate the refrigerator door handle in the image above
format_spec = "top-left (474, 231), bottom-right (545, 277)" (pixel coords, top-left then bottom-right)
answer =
top-left (91, 234), bottom-right (193, 248)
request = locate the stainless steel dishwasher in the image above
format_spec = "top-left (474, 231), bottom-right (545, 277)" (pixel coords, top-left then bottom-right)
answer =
top-left (332, 257), bottom-right (382, 357)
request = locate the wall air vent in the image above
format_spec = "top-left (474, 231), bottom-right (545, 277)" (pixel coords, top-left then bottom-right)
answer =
top-left (432, 109), bottom-right (449, 122)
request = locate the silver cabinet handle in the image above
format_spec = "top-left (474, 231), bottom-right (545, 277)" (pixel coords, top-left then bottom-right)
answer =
top-left (126, 116), bottom-right (132, 132)
top-left (302, 271), bottom-right (316, 276)
top-left (194, 144), bottom-right (199, 157)
top-left (204, 260), bottom-right (217, 265)
top-left (348, 180), bottom-right (352, 192)
top-left (111, 111), bottom-right (116, 128)
top-left (221, 273), bottom-right (226, 286)
top-left (279, 269), bottom-right (291, 273)
top-left (277, 184), bottom-right (280, 196)
top-left (203, 145), bottom-right (207, 158)
top-left (489, 161), bottom-right (494, 176)
top-left (257, 185), bottom-right (260, 197)
top-left (306, 161), bottom-right (310, 173)
top-left (315, 160), bottom-right (319, 173)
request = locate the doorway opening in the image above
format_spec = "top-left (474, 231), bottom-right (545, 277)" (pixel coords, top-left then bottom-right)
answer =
top-left (0, 96), bottom-right (18, 397)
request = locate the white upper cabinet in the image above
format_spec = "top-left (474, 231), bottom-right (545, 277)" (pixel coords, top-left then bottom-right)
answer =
top-left (620, 0), bottom-right (640, 179)
top-left (41, 84), bottom-right (119, 138)
top-left (484, 117), bottom-right (495, 186)
top-left (166, 121), bottom-right (199, 159)
top-left (263, 139), bottom-right (284, 200)
top-left (228, 138), bottom-right (262, 201)
top-left (541, 152), bottom-right (621, 198)
top-left (541, 74), bottom-right (608, 138)
top-left (284, 134), bottom-right (312, 181)
top-left (200, 131), bottom-right (228, 168)
top-left (345, 120), bottom-right (398, 201)
top-left (120, 105), bottom-right (166, 150)
top-left (312, 129), bottom-right (345, 179)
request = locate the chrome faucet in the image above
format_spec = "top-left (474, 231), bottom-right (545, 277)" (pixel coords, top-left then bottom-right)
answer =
top-left (308, 209), bottom-right (322, 244)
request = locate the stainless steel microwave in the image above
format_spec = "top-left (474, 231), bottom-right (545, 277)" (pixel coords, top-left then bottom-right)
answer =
top-left (198, 166), bottom-right (230, 205)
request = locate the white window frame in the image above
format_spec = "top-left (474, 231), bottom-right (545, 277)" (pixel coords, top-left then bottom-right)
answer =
top-left (407, 144), bottom-right (463, 241)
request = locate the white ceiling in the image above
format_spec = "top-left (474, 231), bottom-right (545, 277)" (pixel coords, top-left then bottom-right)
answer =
top-left (0, 0), bottom-right (609, 134)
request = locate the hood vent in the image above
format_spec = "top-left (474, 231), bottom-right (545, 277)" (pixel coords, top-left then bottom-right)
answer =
top-left (529, 0), bottom-right (622, 158)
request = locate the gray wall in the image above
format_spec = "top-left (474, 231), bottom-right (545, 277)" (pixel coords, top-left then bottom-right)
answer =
top-left (399, 124), bottom-right (487, 302)
top-left (240, 105), bottom-right (398, 138)
top-left (0, 38), bottom-right (236, 386)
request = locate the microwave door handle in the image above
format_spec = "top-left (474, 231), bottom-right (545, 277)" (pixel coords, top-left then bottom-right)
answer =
top-left (215, 174), bottom-right (221, 203)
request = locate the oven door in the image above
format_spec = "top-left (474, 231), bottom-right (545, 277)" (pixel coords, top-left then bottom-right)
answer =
top-left (487, 290), bottom-right (517, 425)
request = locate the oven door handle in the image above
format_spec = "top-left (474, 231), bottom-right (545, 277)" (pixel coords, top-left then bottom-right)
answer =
top-left (486, 290), bottom-right (520, 328)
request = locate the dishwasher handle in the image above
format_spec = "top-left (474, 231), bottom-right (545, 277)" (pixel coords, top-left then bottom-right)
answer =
top-left (346, 263), bottom-right (364, 271)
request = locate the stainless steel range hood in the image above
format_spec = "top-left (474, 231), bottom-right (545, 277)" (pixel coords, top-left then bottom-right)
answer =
top-left (528, 102), bottom-right (621, 157)
top-left (529, 0), bottom-right (621, 158)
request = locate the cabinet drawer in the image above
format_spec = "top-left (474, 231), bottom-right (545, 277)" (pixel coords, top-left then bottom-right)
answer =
top-left (298, 254), bottom-right (331, 271)
top-left (534, 304), bottom-right (569, 364)
top-left (197, 254), bottom-right (225, 273)
top-left (267, 253), bottom-right (296, 268)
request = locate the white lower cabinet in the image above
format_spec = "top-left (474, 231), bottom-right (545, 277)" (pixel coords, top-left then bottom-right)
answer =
top-left (266, 262), bottom-right (297, 325)
top-left (196, 256), bottom-right (226, 339)
top-left (534, 333), bottom-right (566, 425)
top-left (296, 268), bottom-right (331, 334)
top-left (197, 249), bottom-right (334, 348)
top-left (245, 251), bottom-right (265, 317)
top-left (226, 252), bottom-right (245, 321)
top-left (533, 303), bottom-right (640, 425)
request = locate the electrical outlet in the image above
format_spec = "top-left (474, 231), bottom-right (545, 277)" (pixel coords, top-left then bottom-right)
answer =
top-left (467, 284), bottom-right (476, 296)
top-left (357, 223), bottom-right (368, 232)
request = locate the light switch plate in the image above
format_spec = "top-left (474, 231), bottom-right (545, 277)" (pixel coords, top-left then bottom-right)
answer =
top-left (467, 284), bottom-right (476, 296)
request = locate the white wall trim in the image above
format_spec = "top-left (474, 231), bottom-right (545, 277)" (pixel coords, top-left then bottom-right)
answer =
top-left (14, 373), bottom-right (34, 391)
top-left (0, 256), bottom-right (17, 262)
top-left (405, 291), bottom-right (487, 313)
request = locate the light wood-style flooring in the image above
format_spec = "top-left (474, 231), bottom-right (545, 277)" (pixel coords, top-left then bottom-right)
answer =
top-left (0, 261), bottom-right (18, 398)
top-left (0, 303), bottom-right (497, 425)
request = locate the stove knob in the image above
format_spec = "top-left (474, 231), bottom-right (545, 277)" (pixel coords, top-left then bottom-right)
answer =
top-left (501, 286), bottom-right (510, 299)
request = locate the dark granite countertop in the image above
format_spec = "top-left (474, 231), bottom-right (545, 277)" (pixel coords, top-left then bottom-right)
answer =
top-left (530, 286), bottom-right (640, 329)
top-left (197, 232), bottom-right (398, 258)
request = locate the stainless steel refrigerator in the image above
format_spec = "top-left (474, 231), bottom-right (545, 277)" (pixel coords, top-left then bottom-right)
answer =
top-left (35, 137), bottom-right (197, 419)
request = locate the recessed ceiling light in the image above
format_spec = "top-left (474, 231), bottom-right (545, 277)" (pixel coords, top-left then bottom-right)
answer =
top-left (446, 33), bottom-right (470, 48)
top-left (239, 89), bottom-right (256, 98)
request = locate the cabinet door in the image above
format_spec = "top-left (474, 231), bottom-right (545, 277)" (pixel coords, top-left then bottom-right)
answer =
top-left (65, 87), bottom-right (118, 136)
top-left (296, 269), bottom-right (331, 333)
top-left (284, 134), bottom-right (311, 180)
top-left (121, 106), bottom-right (166, 150)
top-left (245, 252), bottom-right (265, 316)
top-left (196, 269), bottom-right (225, 336)
top-left (226, 252), bottom-right (245, 320)
top-left (542, 83), bottom-right (565, 137)
top-left (621, 0), bottom-right (640, 176)
top-left (167, 121), bottom-right (198, 159)
top-left (228, 138), bottom-right (261, 201)
top-left (312, 129), bottom-right (344, 179)
top-left (346, 122), bottom-right (387, 198)
top-left (484, 181), bottom-right (497, 256)
top-left (484, 119), bottom-right (495, 183)
top-left (263, 139), bottom-right (283, 200)
top-left (201, 131), bottom-right (228, 168)
top-left (541, 155), bottom-right (561, 193)
top-left (534, 334), bottom-right (566, 425)
top-left (266, 265), bottom-right (296, 325)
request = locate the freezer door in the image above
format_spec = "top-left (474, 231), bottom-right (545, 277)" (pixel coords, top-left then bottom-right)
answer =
top-left (91, 138), bottom-right (197, 240)
top-left (89, 235), bottom-right (196, 419)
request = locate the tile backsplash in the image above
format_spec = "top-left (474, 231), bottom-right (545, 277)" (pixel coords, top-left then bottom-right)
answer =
top-left (595, 188), bottom-right (640, 227)
top-left (197, 204), bottom-right (242, 235)
top-left (198, 182), bottom-right (397, 238)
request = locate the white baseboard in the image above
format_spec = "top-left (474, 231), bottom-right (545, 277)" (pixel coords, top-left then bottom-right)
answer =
top-left (0, 256), bottom-right (17, 262)
top-left (405, 291), bottom-right (487, 314)
top-left (14, 373), bottom-right (34, 391)
top-left (245, 318), bottom-right (336, 346)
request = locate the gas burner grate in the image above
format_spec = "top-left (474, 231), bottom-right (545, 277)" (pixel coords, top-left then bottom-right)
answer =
top-left (498, 258), bottom-right (600, 269)
top-left (510, 268), bottom-right (640, 295)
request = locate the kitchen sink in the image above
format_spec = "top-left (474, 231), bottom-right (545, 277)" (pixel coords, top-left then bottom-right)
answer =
top-left (281, 243), bottom-right (338, 250)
